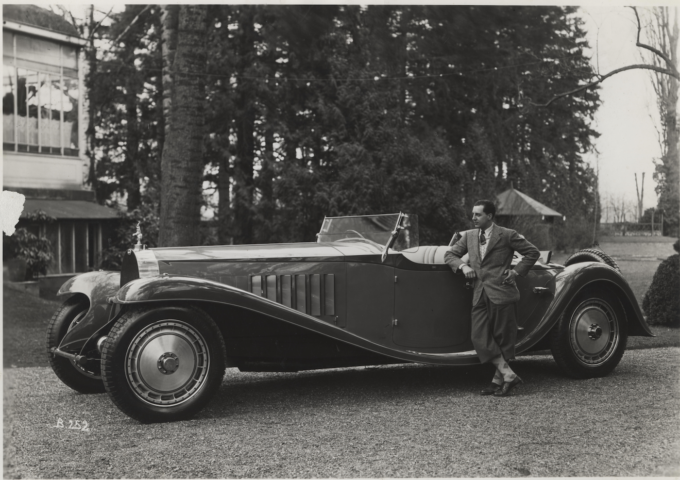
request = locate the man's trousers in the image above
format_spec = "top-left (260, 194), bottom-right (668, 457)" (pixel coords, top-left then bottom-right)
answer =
top-left (471, 289), bottom-right (518, 364)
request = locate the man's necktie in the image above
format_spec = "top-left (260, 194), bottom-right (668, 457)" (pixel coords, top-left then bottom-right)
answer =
top-left (480, 230), bottom-right (487, 245)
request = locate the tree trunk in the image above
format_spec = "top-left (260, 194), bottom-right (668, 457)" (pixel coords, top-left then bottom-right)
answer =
top-left (158, 5), bottom-right (208, 247)
top-left (232, 8), bottom-right (256, 245)
top-left (257, 125), bottom-right (275, 241)
top-left (160, 5), bottom-right (178, 142)
top-left (155, 25), bottom-right (165, 173)
top-left (217, 132), bottom-right (232, 244)
top-left (125, 75), bottom-right (141, 210)
top-left (85, 5), bottom-right (99, 202)
top-left (650, 7), bottom-right (680, 237)
top-left (233, 106), bottom-right (255, 244)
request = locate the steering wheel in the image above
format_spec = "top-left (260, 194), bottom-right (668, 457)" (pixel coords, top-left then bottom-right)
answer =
top-left (335, 234), bottom-right (383, 249)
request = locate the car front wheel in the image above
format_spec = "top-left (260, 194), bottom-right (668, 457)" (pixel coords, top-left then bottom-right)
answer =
top-left (101, 305), bottom-right (227, 423)
top-left (46, 296), bottom-right (106, 394)
top-left (549, 290), bottom-right (628, 378)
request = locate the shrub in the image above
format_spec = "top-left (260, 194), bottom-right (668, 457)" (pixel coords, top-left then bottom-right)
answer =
top-left (553, 219), bottom-right (596, 252)
top-left (642, 241), bottom-right (680, 326)
top-left (2, 211), bottom-right (55, 280)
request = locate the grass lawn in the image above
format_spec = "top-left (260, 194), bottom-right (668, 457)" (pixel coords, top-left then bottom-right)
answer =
top-left (3, 287), bottom-right (58, 368)
top-left (552, 235), bottom-right (676, 306)
top-left (598, 234), bottom-right (677, 244)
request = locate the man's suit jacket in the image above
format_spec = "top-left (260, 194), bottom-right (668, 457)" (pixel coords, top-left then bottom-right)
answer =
top-left (444, 224), bottom-right (540, 305)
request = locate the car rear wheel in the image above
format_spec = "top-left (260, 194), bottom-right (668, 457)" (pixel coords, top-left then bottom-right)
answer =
top-left (100, 305), bottom-right (226, 423)
top-left (549, 290), bottom-right (628, 378)
top-left (46, 296), bottom-right (106, 394)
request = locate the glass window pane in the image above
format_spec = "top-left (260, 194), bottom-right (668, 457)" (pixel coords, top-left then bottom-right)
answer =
top-left (62, 76), bottom-right (78, 154)
top-left (3, 64), bottom-right (15, 144)
top-left (62, 44), bottom-right (77, 69)
top-left (62, 67), bottom-right (78, 79)
top-left (17, 68), bottom-right (38, 146)
top-left (38, 71), bottom-right (47, 148)
top-left (39, 73), bottom-right (61, 148)
top-left (3, 32), bottom-right (13, 57)
top-left (16, 34), bottom-right (60, 69)
top-left (15, 58), bottom-right (60, 74)
top-left (295, 275), bottom-right (306, 313)
top-left (60, 221), bottom-right (74, 274)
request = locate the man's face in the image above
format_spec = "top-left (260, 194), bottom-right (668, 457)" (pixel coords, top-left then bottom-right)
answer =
top-left (472, 205), bottom-right (493, 230)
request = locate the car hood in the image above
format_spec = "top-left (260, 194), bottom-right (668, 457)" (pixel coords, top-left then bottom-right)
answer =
top-left (149, 241), bottom-right (382, 263)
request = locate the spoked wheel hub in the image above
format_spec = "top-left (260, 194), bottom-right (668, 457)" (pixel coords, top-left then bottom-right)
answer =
top-left (126, 321), bottom-right (209, 406)
top-left (569, 299), bottom-right (619, 367)
top-left (67, 310), bottom-right (101, 379)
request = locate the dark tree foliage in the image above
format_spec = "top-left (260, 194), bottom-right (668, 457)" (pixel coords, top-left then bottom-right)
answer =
top-left (91, 6), bottom-right (163, 210)
top-left (90, 5), bottom-right (600, 249)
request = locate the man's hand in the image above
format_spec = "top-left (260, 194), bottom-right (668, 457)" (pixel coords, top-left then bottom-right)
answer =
top-left (461, 265), bottom-right (476, 279)
top-left (502, 269), bottom-right (519, 285)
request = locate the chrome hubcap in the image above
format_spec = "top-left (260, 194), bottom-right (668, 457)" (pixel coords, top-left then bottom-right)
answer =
top-left (587, 324), bottom-right (603, 341)
top-left (569, 300), bottom-right (619, 366)
top-left (126, 321), bottom-right (209, 406)
top-left (158, 352), bottom-right (180, 374)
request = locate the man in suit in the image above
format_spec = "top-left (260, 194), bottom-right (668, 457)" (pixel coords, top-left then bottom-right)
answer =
top-left (445, 200), bottom-right (540, 396)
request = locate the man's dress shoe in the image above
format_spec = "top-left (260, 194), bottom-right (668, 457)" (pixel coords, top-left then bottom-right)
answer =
top-left (494, 376), bottom-right (523, 397)
top-left (480, 382), bottom-right (502, 395)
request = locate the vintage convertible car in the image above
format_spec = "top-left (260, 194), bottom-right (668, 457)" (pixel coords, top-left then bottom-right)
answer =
top-left (47, 213), bottom-right (653, 422)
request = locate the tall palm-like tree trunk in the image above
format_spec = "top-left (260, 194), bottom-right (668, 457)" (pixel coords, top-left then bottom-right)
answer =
top-left (159, 5), bottom-right (208, 246)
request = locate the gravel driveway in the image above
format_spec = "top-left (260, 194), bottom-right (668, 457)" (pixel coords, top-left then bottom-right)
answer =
top-left (4, 347), bottom-right (679, 478)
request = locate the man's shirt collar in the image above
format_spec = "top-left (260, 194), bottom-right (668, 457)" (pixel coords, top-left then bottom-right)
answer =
top-left (480, 223), bottom-right (494, 238)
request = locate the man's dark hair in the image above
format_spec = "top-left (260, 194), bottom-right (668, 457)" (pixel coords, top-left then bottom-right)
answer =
top-left (474, 200), bottom-right (496, 219)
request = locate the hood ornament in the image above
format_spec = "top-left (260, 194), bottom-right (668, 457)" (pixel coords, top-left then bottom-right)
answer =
top-left (133, 222), bottom-right (143, 251)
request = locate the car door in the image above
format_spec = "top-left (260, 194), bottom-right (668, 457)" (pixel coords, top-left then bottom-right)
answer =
top-left (514, 267), bottom-right (556, 339)
top-left (345, 262), bottom-right (395, 345)
top-left (392, 267), bottom-right (474, 352)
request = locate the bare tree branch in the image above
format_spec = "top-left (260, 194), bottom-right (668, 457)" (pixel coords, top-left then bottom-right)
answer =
top-left (630, 6), bottom-right (680, 77)
top-left (88, 7), bottom-right (114, 42)
top-left (53, 5), bottom-right (80, 34)
top-left (113, 5), bottom-right (151, 45)
top-left (531, 64), bottom-right (679, 107)
top-left (533, 7), bottom-right (679, 107)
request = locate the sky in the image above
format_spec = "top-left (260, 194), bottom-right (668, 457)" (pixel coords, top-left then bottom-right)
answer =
top-left (579, 6), bottom-right (670, 220)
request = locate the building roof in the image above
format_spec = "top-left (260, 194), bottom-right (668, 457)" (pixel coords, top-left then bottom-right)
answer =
top-left (3, 4), bottom-right (80, 37)
top-left (21, 199), bottom-right (119, 220)
top-left (496, 187), bottom-right (562, 217)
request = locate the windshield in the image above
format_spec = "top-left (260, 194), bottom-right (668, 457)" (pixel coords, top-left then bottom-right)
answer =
top-left (317, 213), bottom-right (419, 251)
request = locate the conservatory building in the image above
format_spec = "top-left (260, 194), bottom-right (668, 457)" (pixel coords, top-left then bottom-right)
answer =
top-left (3, 4), bottom-right (117, 279)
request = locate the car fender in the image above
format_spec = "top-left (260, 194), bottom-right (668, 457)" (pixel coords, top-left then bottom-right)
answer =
top-left (56, 271), bottom-right (122, 353)
top-left (515, 262), bottom-right (654, 354)
top-left (114, 275), bottom-right (484, 366)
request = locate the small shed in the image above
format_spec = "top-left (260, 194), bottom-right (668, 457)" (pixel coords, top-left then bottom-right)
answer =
top-left (495, 186), bottom-right (563, 250)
